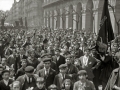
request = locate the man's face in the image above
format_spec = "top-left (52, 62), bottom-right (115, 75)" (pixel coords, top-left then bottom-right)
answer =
top-left (37, 83), bottom-right (44, 89)
top-left (66, 58), bottom-right (71, 65)
top-left (78, 75), bottom-right (86, 81)
top-left (60, 68), bottom-right (67, 73)
top-left (98, 47), bottom-right (105, 52)
top-left (2, 72), bottom-right (10, 80)
top-left (13, 83), bottom-right (20, 90)
top-left (44, 61), bottom-right (51, 69)
top-left (65, 82), bottom-right (71, 90)
top-left (55, 51), bottom-right (60, 56)
top-left (21, 61), bottom-right (27, 68)
top-left (84, 50), bottom-right (90, 56)
top-left (1, 58), bottom-right (7, 65)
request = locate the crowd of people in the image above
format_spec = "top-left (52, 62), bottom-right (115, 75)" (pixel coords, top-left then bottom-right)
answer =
top-left (0, 27), bottom-right (120, 90)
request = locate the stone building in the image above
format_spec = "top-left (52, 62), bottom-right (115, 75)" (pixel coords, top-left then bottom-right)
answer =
top-left (43, 0), bottom-right (120, 35)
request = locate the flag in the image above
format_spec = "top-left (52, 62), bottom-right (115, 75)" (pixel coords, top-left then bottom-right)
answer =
top-left (97, 0), bottom-right (114, 44)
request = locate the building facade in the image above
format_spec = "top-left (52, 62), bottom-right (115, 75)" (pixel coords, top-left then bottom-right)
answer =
top-left (43, 0), bottom-right (120, 35)
top-left (6, 0), bottom-right (43, 29)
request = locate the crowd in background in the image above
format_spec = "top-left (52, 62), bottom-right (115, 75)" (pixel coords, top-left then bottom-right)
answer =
top-left (0, 27), bottom-right (120, 90)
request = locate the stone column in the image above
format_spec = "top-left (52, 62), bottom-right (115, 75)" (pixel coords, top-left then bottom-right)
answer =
top-left (73, 5), bottom-right (77, 30)
top-left (92, 0), bottom-right (99, 34)
top-left (81, 0), bottom-right (88, 29)
top-left (60, 9), bottom-right (62, 29)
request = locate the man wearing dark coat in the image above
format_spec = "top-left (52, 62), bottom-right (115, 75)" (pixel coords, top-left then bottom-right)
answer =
top-left (54, 49), bottom-right (65, 74)
top-left (37, 58), bottom-right (56, 89)
top-left (54, 64), bottom-right (71, 90)
top-left (104, 51), bottom-right (120, 90)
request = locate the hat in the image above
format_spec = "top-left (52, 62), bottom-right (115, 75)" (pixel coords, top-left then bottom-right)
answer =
top-left (43, 58), bottom-right (51, 63)
top-left (78, 70), bottom-right (87, 75)
top-left (48, 84), bottom-right (57, 89)
top-left (1, 70), bottom-right (10, 75)
top-left (41, 53), bottom-right (48, 58)
top-left (25, 66), bottom-right (34, 73)
top-left (36, 77), bottom-right (44, 83)
top-left (59, 64), bottom-right (67, 69)
top-left (55, 48), bottom-right (61, 52)
top-left (65, 55), bottom-right (72, 59)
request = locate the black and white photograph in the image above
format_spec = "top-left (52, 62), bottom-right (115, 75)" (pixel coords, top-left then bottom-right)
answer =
top-left (0, 0), bottom-right (120, 90)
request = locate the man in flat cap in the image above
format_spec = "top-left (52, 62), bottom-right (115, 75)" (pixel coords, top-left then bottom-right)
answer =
top-left (104, 51), bottom-right (120, 90)
top-left (73, 70), bottom-right (96, 90)
top-left (34, 77), bottom-right (46, 90)
top-left (54, 64), bottom-right (71, 90)
top-left (37, 58), bottom-right (56, 89)
top-left (0, 70), bottom-right (13, 90)
top-left (65, 55), bottom-right (78, 83)
top-left (16, 66), bottom-right (39, 90)
top-left (54, 49), bottom-right (65, 74)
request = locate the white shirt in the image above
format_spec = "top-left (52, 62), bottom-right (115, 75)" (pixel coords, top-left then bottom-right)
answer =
top-left (83, 56), bottom-right (89, 66)
top-left (57, 56), bottom-right (60, 61)
top-left (44, 67), bottom-right (50, 75)
top-left (3, 79), bottom-right (9, 86)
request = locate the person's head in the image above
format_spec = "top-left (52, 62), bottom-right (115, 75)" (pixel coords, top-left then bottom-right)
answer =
top-left (25, 66), bottom-right (34, 77)
top-left (65, 55), bottom-right (72, 65)
top-left (62, 79), bottom-right (73, 90)
top-left (59, 64), bottom-right (67, 74)
top-left (114, 52), bottom-right (120, 66)
top-left (36, 77), bottom-right (45, 89)
top-left (21, 59), bottom-right (27, 68)
top-left (28, 50), bottom-right (35, 58)
top-left (75, 43), bottom-right (80, 49)
top-left (78, 70), bottom-right (87, 82)
top-left (43, 58), bottom-right (51, 69)
top-left (55, 49), bottom-right (61, 56)
top-left (0, 65), bottom-right (3, 75)
top-left (11, 81), bottom-right (21, 90)
top-left (2, 70), bottom-right (10, 80)
top-left (48, 84), bottom-right (58, 90)
top-left (1, 58), bottom-right (7, 66)
top-left (84, 49), bottom-right (90, 57)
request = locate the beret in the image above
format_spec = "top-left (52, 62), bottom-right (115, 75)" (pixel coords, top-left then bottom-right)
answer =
top-left (59, 64), bottom-right (67, 69)
top-left (25, 66), bottom-right (34, 73)
top-left (48, 84), bottom-right (57, 89)
top-left (1, 70), bottom-right (10, 75)
top-left (78, 70), bottom-right (87, 75)
top-left (36, 77), bottom-right (44, 83)
top-left (43, 58), bottom-right (51, 62)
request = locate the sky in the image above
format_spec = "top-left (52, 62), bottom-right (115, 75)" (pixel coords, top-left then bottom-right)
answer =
top-left (0, 0), bottom-right (14, 11)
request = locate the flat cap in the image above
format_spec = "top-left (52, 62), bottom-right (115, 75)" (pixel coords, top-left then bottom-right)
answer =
top-left (1, 70), bottom-right (10, 75)
top-left (48, 84), bottom-right (57, 89)
top-left (59, 64), bottom-right (67, 69)
top-left (78, 70), bottom-right (87, 75)
top-left (41, 53), bottom-right (48, 58)
top-left (36, 77), bottom-right (44, 83)
top-left (43, 58), bottom-right (51, 63)
top-left (25, 66), bottom-right (34, 73)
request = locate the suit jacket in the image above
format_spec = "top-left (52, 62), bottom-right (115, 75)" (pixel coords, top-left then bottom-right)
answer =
top-left (16, 74), bottom-right (39, 89)
top-left (15, 67), bottom-right (25, 79)
top-left (0, 79), bottom-right (13, 90)
top-left (104, 68), bottom-right (119, 90)
top-left (54, 73), bottom-right (71, 90)
top-left (73, 80), bottom-right (96, 90)
top-left (79, 56), bottom-right (101, 79)
top-left (67, 64), bottom-right (79, 82)
top-left (75, 49), bottom-right (83, 58)
top-left (55, 55), bottom-right (65, 73)
top-left (37, 68), bottom-right (56, 88)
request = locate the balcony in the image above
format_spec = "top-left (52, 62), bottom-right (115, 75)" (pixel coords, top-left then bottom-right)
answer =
top-left (42, 0), bottom-right (60, 7)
